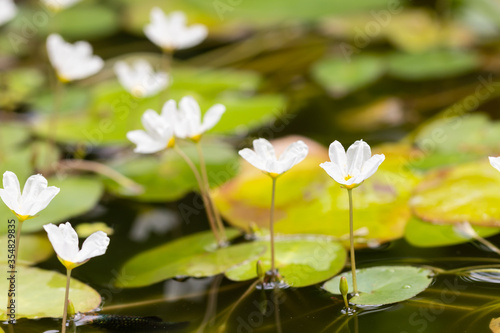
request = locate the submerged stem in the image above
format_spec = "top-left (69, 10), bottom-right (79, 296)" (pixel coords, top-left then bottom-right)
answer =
top-left (174, 146), bottom-right (222, 246)
top-left (6, 219), bottom-right (23, 323)
top-left (347, 189), bottom-right (358, 294)
top-left (270, 177), bottom-right (277, 278)
top-left (61, 268), bottom-right (72, 333)
top-left (196, 142), bottom-right (227, 242)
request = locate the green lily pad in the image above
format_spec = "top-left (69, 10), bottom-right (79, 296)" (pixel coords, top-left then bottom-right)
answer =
top-left (0, 123), bottom-right (31, 154)
top-left (411, 161), bottom-right (500, 227)
top-left (0, 68), bottom-right (45, 110)
top-left (115, 229), bottom-right (266, 288)
top-left (324, 266), bottom-right (433, 305)
top-left (0, 264), bottom-right (101, 320)
top-left (412, 114), bottom-right (500, 170)
top-left (312, 55), bottom-right (385, 97)
top-left (0, 176), bottom-right (104, 234)
top-left (104, 141), bottom-right (238, 202)
top-left (405, 217), bottom-right (500, 248)
top-left (387, 50), bottom-right (479, 81)
top-left (34, 64), bottom-right (285, 145)
top-left (213, 138), bottom-right (419, 247)
top-left (42, 4), bottom-right (120, 40)
top-left (0, 234), bottom-right (53, 265)
top-left (225, 237), bottom-right (347, 287)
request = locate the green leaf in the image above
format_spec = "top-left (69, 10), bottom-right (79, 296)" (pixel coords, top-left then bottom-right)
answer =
top-left (225, 237), bottom-right (347, 287)
top-left (312, 55), bottom-right (385, 96)
top-left (324, 266), bottom-right (433, 305)
top-left (213, 138), bottom-right (419, 247)
top-left (104, 141), bottom-right (238, 202)
top-left (115, 229), bottom-right (266, 288)
top-left (412, 114), bottom-right (500, 170)
top-left (0, 176), bottom-right (104, 234)
top-left (34, 65), bottom-right (285, 145)
top-left (411, 161), bottom-right (500, 227)
top-left (0, 234), bottom-right (53, 265)
top-left (42, 4), bottom-right (120, 40)
top-left (0, 68), bottom-right (45, 110)
top-left (0, 123), bottom-right (31, 154)
top-left (387, 50), bottom-right (479, 81)
top-left (0, 265), bottom-right (101, 320)
top-left (405, 217), bottom-right (500, 248)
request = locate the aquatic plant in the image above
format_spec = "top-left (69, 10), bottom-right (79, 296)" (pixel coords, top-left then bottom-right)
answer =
top-left (43, 222), bottom-right (110, 333)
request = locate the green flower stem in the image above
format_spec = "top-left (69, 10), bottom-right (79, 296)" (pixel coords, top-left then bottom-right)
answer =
top-left (347, 188), bottom-right (358, 294)
top-left (195, 142), bottom-right (227, 243)
top-left (270, 177), bottom-right (277, 278)
top-left (6, 219), bottom-right (23, 323)
top-left (174, 146), bottom-right (223, 246)
top-left (61, 268), bottom-right (72, 333)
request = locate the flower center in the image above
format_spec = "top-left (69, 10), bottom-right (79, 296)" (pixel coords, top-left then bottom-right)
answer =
top-left (344, 174), bottom-right (353, 181)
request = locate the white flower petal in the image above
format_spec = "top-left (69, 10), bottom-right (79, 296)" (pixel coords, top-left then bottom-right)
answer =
top-left (346, 140), bottom-right (371, 176)
top-left (26, 186), bottom-right (60, 216)
top-left (177, 24), bottom-right (208, 49)
top-left (44, 222), bottom-right (79, 263)
top-left (75, 231), bottom-right (110, 263)
top-left (489, 156), bottom-right (500, 172)
top-left (179, 96), bottom-right (202, 137)
top-left (358, 154), bottom-right (385, 182)
top-left (239, 148), bottom-right (265, 171)
top-left (2, 171), bottom-right (21, 207)
top-left (278, 140), bottom-right (308, 167)
top-left (19, 174), bottom-right (49, 215)
top-left (201, 104), bottom-right (225, 133)
top-left (320, 162), bottom-right (347, 185)
top-left (0, 0), bottom-right (17, 26)
top-left (126, 130), bottom-right (167, 154)
top-left (253, 138), bottom-right (276, 161)
top-left (328, 141), bottom-right (347, 175)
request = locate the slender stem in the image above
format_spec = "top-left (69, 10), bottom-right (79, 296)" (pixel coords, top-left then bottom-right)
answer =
top-left (196, 142), bottom-right (227, 242)
top-left (273, 287), bottom-right (283, 333)
top-left (61, 268), bottom-right (72, 333)
top-left (270, 177), bottom-right (277, 278)
top-left (6, 220), bottom-right (23, 323)
top-left (174, 146), bottom-right (222, 245)
top-left (347, 189), bottom-right (358, 294)
top-left (473, 235), bottom-right (500, 255)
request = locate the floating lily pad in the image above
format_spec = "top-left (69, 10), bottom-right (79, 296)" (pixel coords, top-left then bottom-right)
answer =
top-left (0, 264), bottom-right (101, 320)
top-left (0, 123), bottom-right (31, 154)
top-left (405, 217), bottom-right (500, 248)
top-left (42, 4), bottom-right (120, 40)
top-left (312, 55), bottom-right (385, 97)
top-left (225, 237), bottom-right (347, 287)
top-left (213, 138), bottom-right (419, 247)
top-left (387, 50), bottom-right (479, 81)
top-left (412, 114), bottom-right (500, 170)
top-left (104, 141), bottom-right (238, 202)
top-left (0, 234), bottom-right (53, 265)
top-left (0, 176), bottom-right (104, 234)
top-left (324, 266), bottom-right (433, 305)
top-left (115, 229), bottom-right (266, 288)
top-left (34, 65), bottom-right (285, 145)
top-left (411, 161), bottom-right (500, 227)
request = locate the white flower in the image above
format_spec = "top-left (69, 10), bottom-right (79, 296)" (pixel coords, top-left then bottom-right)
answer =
top-left (144, 8), bottom-right (208, 51)
top-left (114, 60), bottom-right (169, 98)
top-left (489, 156), bottom-right (500, 172)
top-left (43, 222), bottom-right (110, 270)
top-left (320, 140), bottom-right (385, 189)
top-left (170, 96), bottom-right (225, 141)
top-left (0, 171), bottom-right (60, 222)
top-left (46, 34), bottom-right (104, 82)
top-left (127, 108), bottom-right (175, 154)
top-left (41, 0), bottom-right (81, 12)
top-left (239, 138), bottom-right (309, 178)
top-left (0, 0), bottom-right (17, 26)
